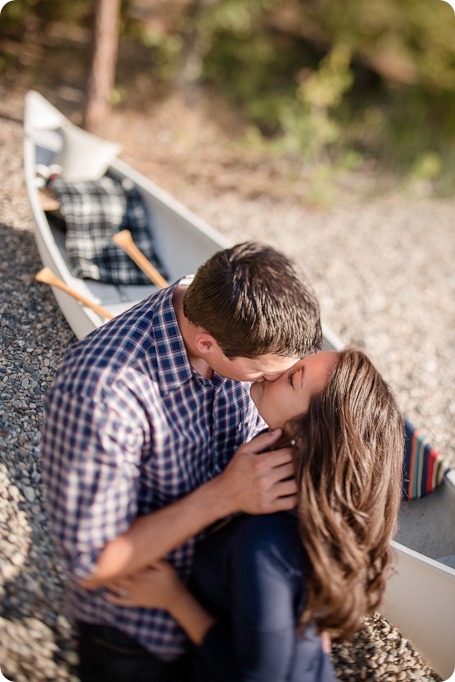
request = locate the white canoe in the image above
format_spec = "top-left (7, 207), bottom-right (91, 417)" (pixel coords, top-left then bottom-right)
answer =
top-left (24, 91), bottom-right (455, 679)
top-left (24, 90), bottom-right (232, 339)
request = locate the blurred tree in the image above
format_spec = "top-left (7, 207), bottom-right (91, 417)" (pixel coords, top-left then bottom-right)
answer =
top-left (193, 0), bottom-right (455, 183)
top-left (83, 0), bottom-right (122, 134)
top-left (279, 45), bottom-right (354, 162)
top-left (1, 0), bottom-right (454, 182)
top-left (174, 0), bottom-right (210, 91)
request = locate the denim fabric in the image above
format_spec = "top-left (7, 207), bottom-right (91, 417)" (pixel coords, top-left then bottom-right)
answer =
top-left (190, 513), bottom-right (337, 682)
top-left (77, 622), bottom-right (189, 682)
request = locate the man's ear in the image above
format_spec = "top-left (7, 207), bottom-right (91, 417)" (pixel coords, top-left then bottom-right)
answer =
top-left (194, 330), bottom-right (218, 357)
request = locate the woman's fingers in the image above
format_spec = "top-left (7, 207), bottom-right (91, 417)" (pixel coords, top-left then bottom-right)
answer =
top-left (104, 562), bottom-right (179, 610)
top-left (105, 577), bottom-right (131, 593)
top-left (105, 578), bottom-right (137, 607)
top-left (106, 592), bottom-right (136, 607)
top-left (321, 632), bottom-right (332, 654)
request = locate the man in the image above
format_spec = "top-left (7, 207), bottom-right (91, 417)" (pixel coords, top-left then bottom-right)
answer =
top-left (42, 242), bottom-right (322, 681)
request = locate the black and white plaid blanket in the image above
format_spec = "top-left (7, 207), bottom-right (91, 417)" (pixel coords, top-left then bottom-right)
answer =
top-left (49, 175), bottom-right (166, 285)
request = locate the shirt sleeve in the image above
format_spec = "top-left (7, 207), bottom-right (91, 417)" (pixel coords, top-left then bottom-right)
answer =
top-left (228, 533), bottom-right (301, 682)
top-left (41, 381), bottom-right (148, 582)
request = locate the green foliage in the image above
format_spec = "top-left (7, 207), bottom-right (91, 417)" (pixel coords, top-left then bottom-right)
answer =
top-left (2, 0), bottom-right (455, 186)
top-left (412, 152), bottom-right (442, 181)
top-left (278, 45), bottom-right (354, 162)
top-left (0, 0), bottom-right (89, 31)
top-left (313, 0), bottom-right (455, 92)
top-left (199, 2), bottom-right (309, 134)
top-left (195, 0), bottom-right (455, 185)
top-left (138, 27), bottom-right (183, 80)
top-left (199, 0), bottom-right (282, 35)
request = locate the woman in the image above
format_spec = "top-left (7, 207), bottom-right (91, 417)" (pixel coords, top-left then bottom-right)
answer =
top-left (107, 349), bottom-right (404, 681)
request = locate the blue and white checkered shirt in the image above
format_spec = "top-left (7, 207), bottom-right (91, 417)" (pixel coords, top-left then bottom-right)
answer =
top-left (42, 280), bottom-right (264, 660)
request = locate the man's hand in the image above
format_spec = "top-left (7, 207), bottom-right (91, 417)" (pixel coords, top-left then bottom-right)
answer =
top-left (79, 430), bottom-right (297, 589)
top-left (216, 429), bottom-right (298, 515)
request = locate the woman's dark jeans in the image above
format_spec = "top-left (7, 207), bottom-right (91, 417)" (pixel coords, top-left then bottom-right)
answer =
top-left (77, 622), bottom-right (188, 682)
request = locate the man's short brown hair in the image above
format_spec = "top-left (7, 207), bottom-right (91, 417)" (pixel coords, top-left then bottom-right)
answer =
top-left (183, 242), bottom-right (322, 358)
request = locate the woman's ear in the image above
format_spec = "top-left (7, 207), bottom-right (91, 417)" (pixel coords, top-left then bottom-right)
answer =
top-left (194, 331), bottom-right (218, 357)
top-left (284, 421), bottom-right (302, 447)
top-left (274, 421), bottom-right (300, 449)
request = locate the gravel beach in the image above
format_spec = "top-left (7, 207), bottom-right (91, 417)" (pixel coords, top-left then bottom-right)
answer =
top-left (0, 83), bottom-right (453, 681)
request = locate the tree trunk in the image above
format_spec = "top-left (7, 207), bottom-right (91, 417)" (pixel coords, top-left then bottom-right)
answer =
top-left (83, 0), bottom-right (121, 135)
top-left (174, 0), bottom-right (223, 104)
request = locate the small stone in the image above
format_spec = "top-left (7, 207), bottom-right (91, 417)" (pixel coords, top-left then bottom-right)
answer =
top-left (23, 486), bottom-right (35, 503)
top-left (64, 650), bottom-right (79, 666)
top-left (10, 552), bottom-right (24, 567)
top-left (398, 638), bottom-right (409, 653)
top-left (385, 664), bottom-right (399, 674)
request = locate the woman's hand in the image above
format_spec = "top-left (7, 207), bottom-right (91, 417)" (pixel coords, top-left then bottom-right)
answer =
top-left (321, 631), bottom-right (332, 654)
top-left (106, 560), bottom-right (216, 645)
top-left (105, 561), bottom-right (184, 611)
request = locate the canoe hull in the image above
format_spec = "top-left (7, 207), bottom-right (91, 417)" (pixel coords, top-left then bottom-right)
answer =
top-left (383, 533), bottom-right (455, 679)
top-left (24, 91), bottom-right (455, 677)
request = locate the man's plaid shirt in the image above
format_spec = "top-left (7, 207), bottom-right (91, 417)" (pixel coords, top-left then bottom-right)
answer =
top-left (42, 281), bottom-right (264, 661)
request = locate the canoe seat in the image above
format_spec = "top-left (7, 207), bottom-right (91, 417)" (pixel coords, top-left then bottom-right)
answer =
top-left (49, 174), bottom-right (166, 286)
top-left (49, 212), bottom-right (158, 309)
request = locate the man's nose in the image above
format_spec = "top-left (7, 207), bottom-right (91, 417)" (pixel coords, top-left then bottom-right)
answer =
top-left (261, 372), bottom-right (283, 382)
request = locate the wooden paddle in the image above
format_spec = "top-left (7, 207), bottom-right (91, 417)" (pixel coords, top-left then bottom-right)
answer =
top-left (38, 188), bottom-right (60, 212)
top-left (35, 267), bottom-right (114, 320)
top-left (112, 230), bottom-right (168, 289)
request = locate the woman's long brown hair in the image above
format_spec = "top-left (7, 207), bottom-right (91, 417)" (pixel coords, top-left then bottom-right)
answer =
top-left (290, 349), bottom-right (404, 640)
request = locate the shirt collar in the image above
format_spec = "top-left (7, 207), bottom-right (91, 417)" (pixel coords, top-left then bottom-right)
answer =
top-left (149, 281), bottom-right (195, 393)
top-left (150, 278), bottom-right (230, 393)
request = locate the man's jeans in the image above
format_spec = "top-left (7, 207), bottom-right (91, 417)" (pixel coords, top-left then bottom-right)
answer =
top-left (77, 622), bottom-right (188, 682)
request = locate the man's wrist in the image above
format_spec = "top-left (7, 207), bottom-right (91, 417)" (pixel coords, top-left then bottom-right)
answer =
top-left (192, 473), bottom-right (238, 520)
top-left (79, 467), bottom-right (239, 587)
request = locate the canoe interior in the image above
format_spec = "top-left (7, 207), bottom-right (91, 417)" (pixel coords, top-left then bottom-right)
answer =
top-left (25, 91), bottom-right (231, 337)
top-left (395, 470), bottom-right (455, 562)
top-left (31, 132), bottom-right (230, 302)
top-left (48, 215), bottom-right (158, 316)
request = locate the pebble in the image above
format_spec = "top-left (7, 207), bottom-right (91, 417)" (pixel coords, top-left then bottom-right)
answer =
top-left (23, 486), bottom-right (35, 503)
top-left (1, 85), bottom-right (452, 681)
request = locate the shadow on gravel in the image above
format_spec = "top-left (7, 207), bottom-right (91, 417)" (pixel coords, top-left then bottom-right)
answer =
top-left (0, 222), bottom-right (79, 680)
